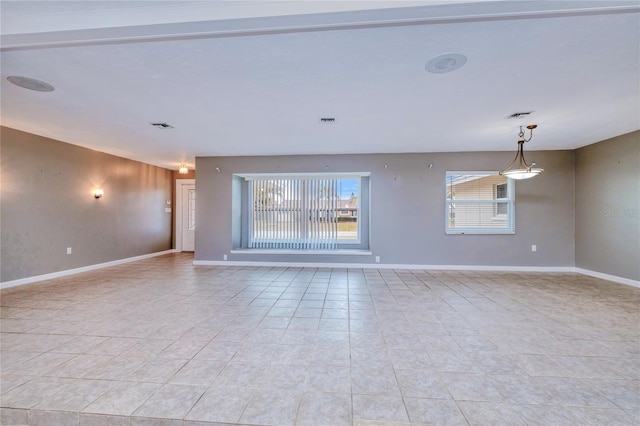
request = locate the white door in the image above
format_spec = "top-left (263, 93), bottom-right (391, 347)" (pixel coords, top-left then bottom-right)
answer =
top-left (181, 184), bottom-right (195, 251)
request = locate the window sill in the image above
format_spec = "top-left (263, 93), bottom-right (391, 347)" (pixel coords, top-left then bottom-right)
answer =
top-left (231, 249), bottom-right (372, 256)
top-left (446, 231), bottom-right (515, 235)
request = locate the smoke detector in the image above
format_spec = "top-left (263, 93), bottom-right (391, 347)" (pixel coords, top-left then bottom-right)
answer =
top-left (7, 76), bottom-right (55, 92)
top-left (425, 54), bottom-right (467, 74)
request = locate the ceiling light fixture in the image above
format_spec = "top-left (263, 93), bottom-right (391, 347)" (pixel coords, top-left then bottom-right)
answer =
top-left (425, 53), bottom-right (467, 74)
top-left (7, 75), bottom-right (55, 92)
top-left (178, 164), bottom-right (189, 174)
top-left (499, 125), bottom-right (543, 180)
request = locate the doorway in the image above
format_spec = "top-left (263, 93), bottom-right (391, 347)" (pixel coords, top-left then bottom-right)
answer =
top-left (175, 179), bottom-right (195, 252)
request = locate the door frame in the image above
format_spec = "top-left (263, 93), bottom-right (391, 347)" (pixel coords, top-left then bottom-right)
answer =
top-left (175, 179), bottom-right (195, 252)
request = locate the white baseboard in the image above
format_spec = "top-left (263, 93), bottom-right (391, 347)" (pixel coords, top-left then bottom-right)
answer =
top-left (193, 259), bottom-right (574, 273)
top-left (575, 268), bottom-right (640, 288)
top-left (4, 253), bottom-right (636, 290)
top-left (194, 260), bottom-right (639, 287)
top-left (1, 249), bottom-right (177, 290)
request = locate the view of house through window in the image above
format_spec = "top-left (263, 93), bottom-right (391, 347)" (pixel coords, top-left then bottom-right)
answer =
top-left (247, 175), bottom-right (361, 249)
top-left (446, 172), bottom-right (515, 234)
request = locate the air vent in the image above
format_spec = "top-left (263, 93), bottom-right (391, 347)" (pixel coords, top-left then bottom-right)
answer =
top-left (319, 118), bottom-right (336, 123)
top-left (151, 123), bottom-right (173, 129)
top-left (507, 112), bottom-right (533, 119)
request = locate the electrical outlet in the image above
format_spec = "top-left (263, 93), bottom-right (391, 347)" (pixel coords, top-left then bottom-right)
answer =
top-left (67, 247), bottom-right (72, 254)
top-left (531, 245), bottom-right (537, 252)
top-left (375, 256), bottom-right (380, 263)
top-left (223, 255), bottom-right (228, 261)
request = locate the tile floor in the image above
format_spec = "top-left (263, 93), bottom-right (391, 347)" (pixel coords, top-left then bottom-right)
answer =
top-left (1, 253), bottom-right (639, 425)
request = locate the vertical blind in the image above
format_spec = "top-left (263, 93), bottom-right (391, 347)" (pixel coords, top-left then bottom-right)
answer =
top-left (445, 172), bottom-right (515, 234)
top-left (248, 177), bottom-right (341, 249)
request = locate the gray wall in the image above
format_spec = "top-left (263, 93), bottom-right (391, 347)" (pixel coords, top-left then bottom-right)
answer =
top-left (575, 131), bottom-right (640, 281)
top-left (196, 150), bottom-right (575, 267)
top-left (1, 127), bottom-right (173, 282)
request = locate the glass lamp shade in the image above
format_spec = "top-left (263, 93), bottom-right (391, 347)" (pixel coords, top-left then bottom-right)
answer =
top-left (501, 168), bottom-right (544, 180)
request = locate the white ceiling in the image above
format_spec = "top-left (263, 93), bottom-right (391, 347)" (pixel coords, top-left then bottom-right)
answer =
top-left (1, 0), bottom-right (639, 171)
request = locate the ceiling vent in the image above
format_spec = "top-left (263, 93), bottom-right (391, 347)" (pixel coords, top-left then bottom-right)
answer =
top-left (151, 123), bottom-right (173, 129)
top-left (319, 118), bottom-right (336, 123)
top-left (507, 111), bottom-right (534, 119)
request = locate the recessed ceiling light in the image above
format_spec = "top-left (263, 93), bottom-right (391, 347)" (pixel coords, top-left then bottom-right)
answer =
top-left (7, 75), bottom-right (55, 92)
top-left (425, 54), bottom-right (467, 74)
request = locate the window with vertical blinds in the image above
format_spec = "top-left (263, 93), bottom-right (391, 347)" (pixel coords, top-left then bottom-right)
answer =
top-left (446, 172), bottom-right (515, 234)
top-left (246, 175), bottom-right (362, 249)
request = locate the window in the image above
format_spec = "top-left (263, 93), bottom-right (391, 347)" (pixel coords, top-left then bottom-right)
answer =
top-left (240, 173), bottom-right (368, 249)
top-left (446, 172), bottom-right (515, 234)
top-left (495, 183), bottom-right (507, 216)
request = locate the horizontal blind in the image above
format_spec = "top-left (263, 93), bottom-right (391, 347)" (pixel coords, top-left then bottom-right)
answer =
top-left (446, 172), bottom-right (514, 234)
top-left (249, 177), bottom-right (339, 249)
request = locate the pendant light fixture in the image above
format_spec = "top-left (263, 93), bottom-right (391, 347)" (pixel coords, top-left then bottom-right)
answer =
top-left (178, 164), bottom-right (189, 174)
top-left (499, 124), bottom-right (543, 180)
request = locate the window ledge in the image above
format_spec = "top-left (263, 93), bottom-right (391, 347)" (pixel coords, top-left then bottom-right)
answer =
top-left (231, 249), bottom-right (372, 256)
top-left (446, 231), bottom-right (515, 235)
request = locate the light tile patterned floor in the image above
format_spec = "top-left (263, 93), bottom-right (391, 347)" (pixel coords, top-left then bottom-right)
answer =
top-left (1, 253), bottom-right (639, 425)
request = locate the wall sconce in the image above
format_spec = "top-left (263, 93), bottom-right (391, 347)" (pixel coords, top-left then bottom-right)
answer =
top-left (93, 188), bottom-right (104, 199)
top-left (178, 164), bottom-right (189, 174)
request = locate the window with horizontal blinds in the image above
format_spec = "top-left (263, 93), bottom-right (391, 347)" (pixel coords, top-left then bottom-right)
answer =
top-left (247, 175), bottom-right (361, 249)
top-left (446, 172), bottom-right (515, 234)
